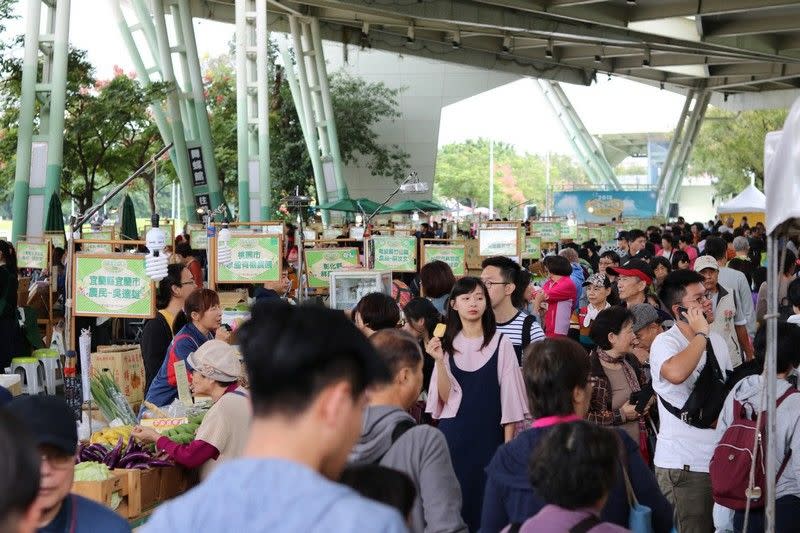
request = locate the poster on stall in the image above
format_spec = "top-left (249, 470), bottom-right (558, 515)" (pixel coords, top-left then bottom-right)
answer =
top-left (522, 236), bottom-right (542, 260)
top-left (45, 233), bottom-right (66, 249)
top-left (602, 225), bottom-right (617, 243)
top-left (479, 228), bottom-right (519, 257)
top-left (589, 227), bottom-right (605, 243)
top-left (423, 245), bottom-right (466, 276)
top-left (83, 230), bottom-right (113, 253)
top-left (560, 223), bottom-right (578, 241)
top-left (305, 248), bottom-right (359, 287)
top-left (576, 226), bottom-right (590, 243)
top-left (534, 222), bottom-right (561, 243)
top-left (216, 235), bottom-right (282, 283)
top-left (73, 254), bottom-right (155, 318)
top-left (189, 229), bottom-right (208, 250)
top-left (372, 236), bottom-right (417, 272)
top-left (17, 241), bottom-right (49, 270)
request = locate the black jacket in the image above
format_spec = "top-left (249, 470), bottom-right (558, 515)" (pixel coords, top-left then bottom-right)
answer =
top-left (140, 311), bottom-right (186, 392)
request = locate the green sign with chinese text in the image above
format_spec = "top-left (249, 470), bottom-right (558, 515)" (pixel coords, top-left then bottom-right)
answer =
top-left (17, 242), bottom-right (48, 270)
top-left (216, 235), bottom-right (282, 282)
top-left (522, 237), bottom-right (542, 260)
top-left (423, 245), bottom-right (466, 276)
top-left (372, 236), bottom-right (417, 272)
top-left (74, 255), bottom-right (154, 318)
top-left (305, 248), bottom-right (360, 287)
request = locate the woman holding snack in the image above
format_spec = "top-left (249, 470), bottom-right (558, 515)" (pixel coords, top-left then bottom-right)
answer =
top-left (425, 277), bottom-right (528, 531)
top-left (134, 340), bottom-right (250, 479)
top-left (144, 288), bottom-right (231, 408)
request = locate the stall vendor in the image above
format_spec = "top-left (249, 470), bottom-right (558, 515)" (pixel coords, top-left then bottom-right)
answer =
top-left (133, 340), bottom-right (251, 479)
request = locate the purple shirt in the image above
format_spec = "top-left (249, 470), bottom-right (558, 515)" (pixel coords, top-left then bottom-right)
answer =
top-left (505, 505), bottom-right (631, 533)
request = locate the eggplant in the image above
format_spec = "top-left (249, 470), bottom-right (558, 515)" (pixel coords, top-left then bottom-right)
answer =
top-left (103, 437), bottom-right (124, 469)
top-left (82, 445), bottom-right (107, 463)
top-left (117, 451), bottom-right (153, 469)
top-left (147, 459), bottom-right (174, 467)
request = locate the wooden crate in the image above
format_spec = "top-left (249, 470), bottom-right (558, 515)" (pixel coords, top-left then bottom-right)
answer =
top-left (114, 468), bottom-right (162, 519)
top-left (72, 472), bottom-right (125, 509)
top-left (158, 465), bottom-right (193, 501)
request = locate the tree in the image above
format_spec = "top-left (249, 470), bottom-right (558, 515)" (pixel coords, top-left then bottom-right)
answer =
top-left (0, 49), bottom-right (170, 213)
top-left (691, 107), bottom-right (788, 197)
top-left (0, 0), bottom-right (18, 68)
top-left (203, 44), bottom-right (410, 211)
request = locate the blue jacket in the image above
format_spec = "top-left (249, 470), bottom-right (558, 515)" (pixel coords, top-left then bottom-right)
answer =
top-left (480, 426), bottom-right (673, 533)
top-left (143, 323), bottom-right (212, 408)
top-left (570, 262), bottom-right (585, 311)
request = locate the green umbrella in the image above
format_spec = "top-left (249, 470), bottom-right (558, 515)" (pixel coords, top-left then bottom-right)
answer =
top-left (317, 197), bottom-right (387, 215)
top-left (385, 200), bottom-right (436, 213)
top-left (119, 194), bottom-right (139, 240)
top-left (418, 200), bottom-right (447, 212)
top-left (44, 194), bottom-right (65, 233)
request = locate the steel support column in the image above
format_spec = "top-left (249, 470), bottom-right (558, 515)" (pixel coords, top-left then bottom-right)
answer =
top-left (44, 0), bottom-right (70, 206)
top-left (656, 89), bottom-right (694, 213)
top-left (256, 0), bottom-right (271, 220)
top-left (234, 0), bottom-right (251, 222)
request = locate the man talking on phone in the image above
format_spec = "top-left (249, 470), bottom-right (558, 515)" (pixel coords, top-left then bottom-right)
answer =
top-left (649, 270), bottom-right (733, 533)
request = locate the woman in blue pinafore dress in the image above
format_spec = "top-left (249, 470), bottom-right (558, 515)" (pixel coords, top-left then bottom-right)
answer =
top-left (425, 277), bottom-right (529, 531)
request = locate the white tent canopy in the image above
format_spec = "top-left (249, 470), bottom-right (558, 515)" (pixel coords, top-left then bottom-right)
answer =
top-left (717, 184), bottom-right (766, 214)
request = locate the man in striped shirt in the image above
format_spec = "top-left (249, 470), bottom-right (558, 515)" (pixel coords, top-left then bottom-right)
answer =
top-left (481, 256), bottom-right (546, 365)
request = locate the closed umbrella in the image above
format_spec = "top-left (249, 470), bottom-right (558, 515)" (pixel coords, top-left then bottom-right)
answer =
top-left (44, 194), bottom-right (65, 233)
top-left (119, 194), bottom-right (139, 240)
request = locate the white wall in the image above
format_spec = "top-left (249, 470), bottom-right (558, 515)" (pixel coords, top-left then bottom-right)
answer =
top-left (677, 184), bottom-right (716, 222)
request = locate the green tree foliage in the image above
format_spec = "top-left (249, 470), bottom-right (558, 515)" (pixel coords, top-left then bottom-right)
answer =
top-left (0, 49), bottom-right (169, 212)
top-left (434, 138), bottom-right (590, 216)
top-left (203, 45), bottom-right (409, 210)
top-left (691, 107), bottom-right (788, 197)
top-left (0, 0), bottom-right (18, 67)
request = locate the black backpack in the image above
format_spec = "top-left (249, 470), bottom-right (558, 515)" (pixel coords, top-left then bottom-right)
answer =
top-left (521, 314), bottom-right (537, 351)
top-left (372, 419), bottom-right (416, 464)
top-left (659, 337), bottom-right (732, 429)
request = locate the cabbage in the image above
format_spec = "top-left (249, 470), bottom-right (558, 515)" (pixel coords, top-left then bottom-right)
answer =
top-left (73, 462), bottom-right (121, 510)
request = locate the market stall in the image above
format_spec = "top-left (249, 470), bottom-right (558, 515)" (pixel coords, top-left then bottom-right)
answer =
top-left (717, 183), bottom-right (766, 226)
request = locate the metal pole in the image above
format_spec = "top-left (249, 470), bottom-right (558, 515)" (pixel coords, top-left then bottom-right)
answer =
top-left (235, 0), bottom-right (250, 222)
top-left (657, 89), bottom-right (694, 208)
top-left (44, 0), bottom-right (71, 207)
top-left (489, 138), bottom-right (495, 218)
top-left (11, 0), bottom-right (44, 242)
top-left (545, 151), bottom-right (551, 216)
top-left (256, 0), bottom-right (271, 220)
top-left (169, 4), bottom-right (199, 141)
top-left (310, 18), bottom-right (348, 201)
top-left (176, 0), bottom-right (225, 210)
top-left (664, 91), bottom-right (710, 211)
top-left (765, 234), bottom-right (778, 532)
top-left (301, 21), bottom-right (328, 157)
top-left (288, 16), bottom-right (329, 226)
top-left (151, 0), bottom-right (197, 222)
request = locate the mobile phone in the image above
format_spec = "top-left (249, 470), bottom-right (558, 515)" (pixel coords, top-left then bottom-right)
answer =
top-left (676, 305), bottom-right (689, 322)
top-left (629, 391), bottom-right (641, 404)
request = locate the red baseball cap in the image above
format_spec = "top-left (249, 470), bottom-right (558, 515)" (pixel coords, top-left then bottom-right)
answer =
top-left (606, 259), bottom-right (654, 285)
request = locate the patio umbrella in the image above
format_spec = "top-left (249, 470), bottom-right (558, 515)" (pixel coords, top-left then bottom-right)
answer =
top-left (385, 200), bottom-right (435, 213)
top-left (119, 194), bottom-right (139, 240)
top-left (317, 197), bottom-right (387, 215)
top-left (418, 200), bottom-right (447, 212)
top-left (44, 194), bottom-right (65, 234)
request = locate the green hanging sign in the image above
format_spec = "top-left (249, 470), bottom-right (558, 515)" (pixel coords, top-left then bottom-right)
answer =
top-left (576, 226), bottom-right (590, 243)
top-left (189, 229), bottom-right (208, 250)
top-left (534, 222), bottom-right (562, 243)
top-left (560, 223), bottom-right (578, 240)
top-left (83, 230), bottom-right (113, 254)
top-left (423, 245), bottom-right (466, 276)
top-left (522, 236), bottom-right (542, 260)
top-left (216, 235), bottom-right (282, 283)
top-left (304, 248), bottom-right (360, 288)
top-left (372, 236), bottom-right (417, 272)
top-left (17, 242), bottom-right (49, 270)
top-left (73, 254), bottom-right (155, 318)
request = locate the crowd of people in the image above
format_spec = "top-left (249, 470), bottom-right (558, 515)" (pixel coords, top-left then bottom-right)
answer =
top-left (2, 212), bottom-right (800, 533)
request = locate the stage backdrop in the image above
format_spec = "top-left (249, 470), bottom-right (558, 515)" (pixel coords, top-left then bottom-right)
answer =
top-left (553, 190), bottom-right (658, 223)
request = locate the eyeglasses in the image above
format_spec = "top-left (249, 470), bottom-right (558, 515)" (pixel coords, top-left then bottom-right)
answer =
top-left (41, 451), bottom-right (74, 469)
top-left (683, 293), bottom-right (710, 306)
top-left (180, 281), bottom-right (196, 286)
top-left (481, 280), bottom-right (510, 289)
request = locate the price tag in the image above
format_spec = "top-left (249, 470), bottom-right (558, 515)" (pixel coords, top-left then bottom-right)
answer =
top-left (173, 360), bottom-right (194, 406)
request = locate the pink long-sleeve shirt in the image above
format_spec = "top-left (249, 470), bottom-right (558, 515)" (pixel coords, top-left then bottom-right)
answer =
top-left (542, 276), bottom-right (577, 337)
top-left (425, 331), bottom-right (529, 424)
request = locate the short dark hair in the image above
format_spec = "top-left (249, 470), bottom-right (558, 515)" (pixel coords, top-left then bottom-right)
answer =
top-left (522, 338), bottom-right (590, 418)
top-left (419, 260), bottom-right (456, 298)
top-left (512, 269), bottom-right (532, 309)
top-left (157, 264), bottom-right (188, 309)
top-left (442, 277), bottom-right (496, 355)
top-left (529, 421), bottom-right (618, 510)
top-left (782, 250), bottom-right (798, 276)
top-left (482, 256), bottom-right (522, 286)
top-left (650, 256), bottom-right (672, 274)
top-left (0, 410), bottom-right (40, 529)
top-left (340, 464), bottom-right (416, 520)
top-left (402, 297), bottom-right (442, 338)
top-left (671, 250), bottom-right (690, 269)
top-left (752, 321), bottom-right (800, 374)
top-left (678, 233), bottom-right (693, 244)
top-left (175, 241), bottom-right (193, 258)
top-left (354, 293), bottom-right (400, 331)
top-left (658, 270), bottom-right (705, 316)
top-left (662, 232), bottom-right (675, 247)
top-left (788, 278), bottom-right (800, 309)
top-left (542, 255), bottom-right (573, 277)
top-left (237, 301), bottom-right (391, 416)
top-left (184, 288), bottom-right (220, 319)
top-left (370, 329), bottom-right (423, 379)
top-left (599, 250), bottom-right (620, 265)
top-left (589, 307), bottom-right (634, 350)
top-left (628, 229), bottom-right (646, 242)
top-left (703, 237), bottom-right (727, 261)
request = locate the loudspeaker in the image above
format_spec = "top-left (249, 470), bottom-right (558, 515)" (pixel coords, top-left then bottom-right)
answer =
top-left (668, 202), bottom-right (679, 219)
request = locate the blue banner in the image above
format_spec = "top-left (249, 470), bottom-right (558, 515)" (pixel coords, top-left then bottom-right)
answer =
top-left (553, 190), bottom-right (658, 222)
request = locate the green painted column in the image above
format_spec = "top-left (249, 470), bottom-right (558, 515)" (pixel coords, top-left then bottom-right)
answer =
top-left (11, 0), bottom-right (44, 242)
top-left (234, 0), bottom-right (250, 222)
top-left (256, 0), bottom-right (270, 220)
top-left (44, 0), bottom-right (71, 207)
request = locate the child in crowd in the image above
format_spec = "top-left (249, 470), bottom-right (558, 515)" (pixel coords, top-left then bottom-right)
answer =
top-left (533, 255), bottom-right (577, 337)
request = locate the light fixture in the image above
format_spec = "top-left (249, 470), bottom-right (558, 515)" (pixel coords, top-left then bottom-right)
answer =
top-left (627, 0), bottom-right (636, 4)
top-left (660, 81), bottom-right (665, 90)
top-left (399, 172), bottom-right (430, 193)
top-left (451, 29), bottom-right (461, 49)
top-left (217, 223), bottom-right (233, 266)
top-left (411, 211), bottom-right (420, 223)
top-left (594, 54), bottom-right (602, 63)
top-left (502, 35), bottom-right (512, 53)
top-left (144, 214), bottom-right (168, 281)
top-left (545, 39), bottom-right (553, 59)
top-left (406, 24), bottom-right (415, 44)
top-left (642, 47), bottom-right (651, 67)
top-left (361, 21), bottom-right (370, 36)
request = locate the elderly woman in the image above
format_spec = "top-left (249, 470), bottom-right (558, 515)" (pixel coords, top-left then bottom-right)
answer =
top-left (480, 337), bottom-right (672, 533)
top-left (133, 340), bottom-right (251, 479)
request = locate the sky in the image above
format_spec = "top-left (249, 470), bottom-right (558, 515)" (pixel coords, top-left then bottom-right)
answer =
top-left (8, 0), bottom-right (689, 157)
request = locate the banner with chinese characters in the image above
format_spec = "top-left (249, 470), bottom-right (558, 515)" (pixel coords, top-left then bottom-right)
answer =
top-left (533, 222), bottom-right (561, 243)
top-left (371, 236), bottom-right (417, 272)
top-left (17, 241), bottom-right (49, 270)
top-left (189, 229), bottom-right (208, 250)
top-left (305, 248), bottom-right (359, 287)
top-left (423, 245), bottom-right (466, 276)
top-left (560, 223), bottom-right (578, 241)
top-left (479, 228), bottom-right (519, 257)
top-left (83, 230), bottom-right (113, 253)
top-left (73, 254), bottom-right (155, 318)
top-left (45, 233), bottom-right (66, 249)
top-left (216, 235), bottom-right (282, 283)
top-left (576, 226), bottom-right (590, 243)
top-left (522, 236), bottom-right (542, 260)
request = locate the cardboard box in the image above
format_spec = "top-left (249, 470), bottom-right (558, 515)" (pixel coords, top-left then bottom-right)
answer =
top-left (91, 345), bottom-right (145, 405)
top-left (0, 374), bottom-right (22, 396)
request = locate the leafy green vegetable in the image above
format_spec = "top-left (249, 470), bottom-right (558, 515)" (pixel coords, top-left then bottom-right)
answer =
top-left (74, 461), bottom-right (112, 481)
